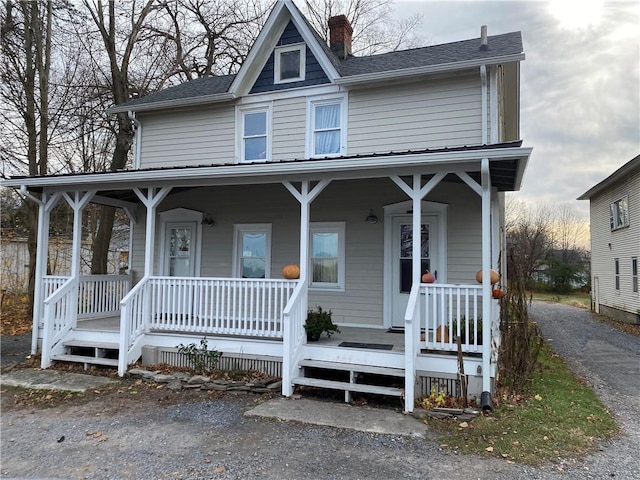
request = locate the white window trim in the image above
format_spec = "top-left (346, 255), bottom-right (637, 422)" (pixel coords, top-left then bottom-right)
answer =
top-left (610, 195), bottom-right (629, 231)
top-left (632, 257), bottom-right (638, 294)
top-left (158, 208), bottom-right (203, 277)
top-left (274, 43), bottom-right (306, 84)
top-left (309, 221), bottom-right (346, 291)
top-left (306, 93), bottom-right (348, 158)
top-left (236, 103), bottom-right (272, 163)
top-left (233, 223), bottom-right (272, 278)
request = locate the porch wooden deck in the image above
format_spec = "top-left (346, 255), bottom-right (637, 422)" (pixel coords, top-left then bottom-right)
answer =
top-left (74, 316), bottom-right (406, 352)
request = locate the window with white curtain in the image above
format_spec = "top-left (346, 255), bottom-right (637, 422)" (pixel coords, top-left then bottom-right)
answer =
top-left (307, 95), bottom-right (346, 157)
top-left (309, 222), bottom-right (345, 289)
top-left (233, 224), bottom-right (272, 278)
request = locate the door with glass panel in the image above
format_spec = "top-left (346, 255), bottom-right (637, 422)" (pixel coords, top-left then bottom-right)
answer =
top-left (391, 215), bottom-right (438, 327)
top-left (164, 222), bottom-right (197, 277)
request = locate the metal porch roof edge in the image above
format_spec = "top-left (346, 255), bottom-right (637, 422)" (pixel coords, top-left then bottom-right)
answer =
top-left (577, 154), bottom-right (640, 200)
top-left (2, 142), bottom-right (530, 192)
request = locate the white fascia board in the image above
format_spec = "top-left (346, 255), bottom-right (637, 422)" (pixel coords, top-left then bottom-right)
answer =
top-left (229, 2), bottom-right (289, 95)
top-left (335, 53), bottom-right (525, 87)
top-left (107, 92), bottom-right (236, 114)
top-left (3, 147), bottom-right (532, 191)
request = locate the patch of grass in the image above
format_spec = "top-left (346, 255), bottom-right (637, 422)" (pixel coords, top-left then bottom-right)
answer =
top-left (426, 344), bottom-right (618, 465)
top-left (532, 291), bottom-right (591, 309)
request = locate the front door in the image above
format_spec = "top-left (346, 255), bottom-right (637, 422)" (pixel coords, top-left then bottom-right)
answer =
top-left (164, 222), bottom-right (197, 277)
top-left (391, 215), bottom-right (439, 327)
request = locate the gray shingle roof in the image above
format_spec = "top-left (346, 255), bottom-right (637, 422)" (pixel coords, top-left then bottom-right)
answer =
top-left (115, 31), bottom-right (522, 111)
top-left (339, 31), bottom-right (523, 76)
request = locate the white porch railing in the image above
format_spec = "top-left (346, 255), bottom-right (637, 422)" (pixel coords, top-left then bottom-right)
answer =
top-left (78, 274), bottom-right (132, 319)
top-left (41, 277), bottom-right (78, 368)
top-left (43, 275), bottom-right (69, 299)
top-left (282, 278), bottom-right (308, 396)
top-left (421, 284), bottom-right (483, 353)
top-left (118, 276), bottom-right (300, 376)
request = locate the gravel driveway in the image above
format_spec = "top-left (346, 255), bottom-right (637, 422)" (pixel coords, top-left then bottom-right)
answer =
top-left (1, 303), bottom-right (639, 480)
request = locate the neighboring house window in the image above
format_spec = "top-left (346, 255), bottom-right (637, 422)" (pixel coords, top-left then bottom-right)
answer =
top-left (633, 258), bottom-right (638, 293)
top-left (307, 95), bottom-right (347, 157)
top-left (274, 44), bottom-right (305, 84)
top-left (233, 224), bottom-right (271, 278)
top-left (614, 258), bottom-right (620, 291)
top-left (309, 222), bottom-right (345, 290)
top-left (238, 105), bottom-right (271, 162)
top-left (610, 196), bottom-right (629, 230)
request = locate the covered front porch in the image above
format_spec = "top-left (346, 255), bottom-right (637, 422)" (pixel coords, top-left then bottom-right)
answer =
top-left (17, 144), bottom-right (530, 412)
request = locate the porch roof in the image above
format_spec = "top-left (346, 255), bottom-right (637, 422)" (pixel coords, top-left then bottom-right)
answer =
top-left (4, 142), bottom-right (531, 199)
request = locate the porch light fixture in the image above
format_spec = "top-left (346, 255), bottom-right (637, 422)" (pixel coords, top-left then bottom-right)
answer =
top-left (365, 209), bottom-right (379, 224)
top-left (202, 213), bottom-right (215, 227)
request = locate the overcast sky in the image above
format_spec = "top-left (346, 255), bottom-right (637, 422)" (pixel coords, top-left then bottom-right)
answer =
top-left (396, 0), bottom-right (640, 218)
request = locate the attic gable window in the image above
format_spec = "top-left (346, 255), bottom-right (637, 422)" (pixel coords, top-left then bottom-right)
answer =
top-left (610, 196), bottom-right (629, 230)
top-left (274, 44), bottom-right (305, 84)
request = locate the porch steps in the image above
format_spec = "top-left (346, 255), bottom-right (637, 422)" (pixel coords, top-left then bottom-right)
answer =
top-left (293, 360), bottom-right (404, 402)
top-left (51, 340), bottom-right (120, 369)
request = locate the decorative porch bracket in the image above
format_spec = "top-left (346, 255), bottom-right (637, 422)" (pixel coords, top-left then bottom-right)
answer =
top-left (17, 188), bottom-right (63, 354)
top-left (133, 187), bottom-right (172, 277)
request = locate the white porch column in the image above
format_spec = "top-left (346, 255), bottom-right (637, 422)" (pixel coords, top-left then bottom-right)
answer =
top-left (133, 187), bottom-right (172, 277)
top-left (62, 191), bottom-right (96, 278)
top-left (480, 158), bottom-right (493, 407)
top-left (282, 180), bottom-right (331, 282)
top-left (18, 188), bottom-right (62, 354)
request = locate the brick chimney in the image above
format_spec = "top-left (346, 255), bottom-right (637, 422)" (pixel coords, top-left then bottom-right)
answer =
top-left (328, 15), bottom-right (353, 60)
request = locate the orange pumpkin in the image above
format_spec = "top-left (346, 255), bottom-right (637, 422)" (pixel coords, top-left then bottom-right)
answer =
top-left (282, 264), bottom-right (300, 279)
top-left (492, 287), bottom-right (507, 299)
top-left (421, 271), bottom-right (436, 283)
top-left (435, 325), bottom-right (450, 343)
top-left (475, 269), bottom-right (500, 285)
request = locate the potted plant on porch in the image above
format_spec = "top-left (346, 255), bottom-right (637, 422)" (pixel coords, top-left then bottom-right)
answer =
top-left (304, 306), bottom-right (340, 341)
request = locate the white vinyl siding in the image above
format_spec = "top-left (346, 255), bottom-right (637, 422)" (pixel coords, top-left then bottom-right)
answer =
top-left (272, 96), bottom-right (306, 160)
top-left (139, 106), bottom-right (235, 169)
top-left (348, 75), bottom-right (483, 154)
top-left (588, 165), bottom-right (640, 316)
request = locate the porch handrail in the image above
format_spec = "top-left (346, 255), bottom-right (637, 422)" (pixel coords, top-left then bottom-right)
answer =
top-left (118, 275), bottom-right (150, 376)
top-left (43, 275), bottom-right (69, 301)
top-left (403, 281), bottom-right (422, 413)
top-left (282, 278), bottom-right (308, 397)
top-left (41, 276), bottom-right (78, 369)
top-left (421, 283), bottom-right (483, 353)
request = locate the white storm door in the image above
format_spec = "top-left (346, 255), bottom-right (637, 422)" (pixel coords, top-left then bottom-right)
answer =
top-left (164, 222), bottom-right (198, 277)
top-left (391, 215), bottom-right (438, 327)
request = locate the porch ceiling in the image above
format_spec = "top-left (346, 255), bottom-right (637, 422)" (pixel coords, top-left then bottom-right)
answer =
top-left (4, 142), bottom-right (531, 199)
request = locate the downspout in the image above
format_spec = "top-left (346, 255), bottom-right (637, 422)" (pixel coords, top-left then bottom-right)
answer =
top-left (128, 111), bottom-right (142, 169)
top-left (480, 64), bottom-right (488, 145)
top-left (480, 59), bottom-right (494, 411)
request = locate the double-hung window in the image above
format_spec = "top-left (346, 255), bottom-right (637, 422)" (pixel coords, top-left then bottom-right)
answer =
top-left (233, 224), bottom-right (271, 279)
top-left (309, 222), bottom-right (345, 290)
top-left (238, 105), bottom-right (271, 162)
top-left (307, 95), bottom-right (347, 157)
top-left (610, 196), bottom-right (629, 230)
top-left (274, 44), bottom-right (305, 84)
top-left (632, 258), bottom-right (638, 294)
top-left (614, 258), bottom-right (620, 291)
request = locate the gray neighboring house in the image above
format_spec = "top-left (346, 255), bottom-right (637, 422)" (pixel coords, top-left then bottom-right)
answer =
top-left (578, 154), bottom-right (640, 324)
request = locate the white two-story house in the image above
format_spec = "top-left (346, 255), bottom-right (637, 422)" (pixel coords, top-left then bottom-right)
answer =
top-left (578, 155), bottom-right (640, 324)
top-left (3, 0), bottom-right (531, 412)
